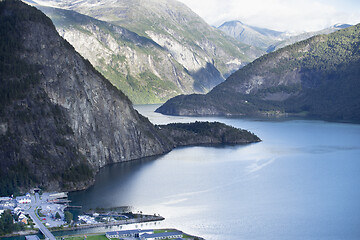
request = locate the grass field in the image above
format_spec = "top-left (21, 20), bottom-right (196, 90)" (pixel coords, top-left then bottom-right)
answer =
top-left (63, 234), bottom-right (108, 240)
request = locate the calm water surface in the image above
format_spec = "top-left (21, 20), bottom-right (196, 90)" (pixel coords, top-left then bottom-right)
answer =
top-left (68, 104), bottom-right (360, 240)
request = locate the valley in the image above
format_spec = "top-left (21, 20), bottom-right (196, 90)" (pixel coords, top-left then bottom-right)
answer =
top-left (1, 0), bottom-right (360, 239)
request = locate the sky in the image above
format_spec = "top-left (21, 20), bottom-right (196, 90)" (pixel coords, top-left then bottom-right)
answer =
top-left (176, 0), bottom-right (360, 33)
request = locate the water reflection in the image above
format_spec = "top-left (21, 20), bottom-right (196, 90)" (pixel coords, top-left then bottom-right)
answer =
top-left (65, 105), bottom-right (360, 240)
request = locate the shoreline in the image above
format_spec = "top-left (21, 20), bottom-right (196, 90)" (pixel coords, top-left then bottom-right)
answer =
top-left (55, 228), bottom-right (204, 240)
top-left (53, 215), bottom-right (164, 232)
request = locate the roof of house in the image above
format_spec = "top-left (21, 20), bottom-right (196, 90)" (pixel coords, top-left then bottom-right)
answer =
top-left (106, 230), bottom-right (141, 236)
top-left (25, 235), bottom-right (40, 240)
top-left (141, 231), bottom-right (183, 239)
top-left (16, 196), bottom-right (31, 200)
top-left (0, 197), bottom-right (12, 201)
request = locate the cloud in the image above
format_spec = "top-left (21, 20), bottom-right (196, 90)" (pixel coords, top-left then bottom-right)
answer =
top-left (177, 0), bottom-right (360, 32)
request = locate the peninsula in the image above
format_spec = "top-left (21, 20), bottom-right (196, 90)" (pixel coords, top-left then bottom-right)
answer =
top-left (158, 121), bottom-right (261, 146)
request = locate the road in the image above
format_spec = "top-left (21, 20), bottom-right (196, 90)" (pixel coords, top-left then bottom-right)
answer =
top-left (26, 193), bottom-right (56, 240)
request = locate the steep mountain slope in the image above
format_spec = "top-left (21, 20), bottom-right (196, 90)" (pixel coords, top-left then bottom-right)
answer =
top-left (36, 6), bottom-right (187, 104)
top-left (157, 24), bottom-right (360, 122)
top-left (218, 20), bottom-right (285, 50)
top-left (0, 0), bottom-right (173, 194)
top-left (28, 0), bottom-right (264, 103)
top-left (267, 24), bottom-right (352, 52)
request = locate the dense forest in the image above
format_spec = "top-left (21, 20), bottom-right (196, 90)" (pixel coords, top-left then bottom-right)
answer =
top-left (157, 121), bottom-right (261, 146)
top-left (0, 210), bottom-right (24, 236)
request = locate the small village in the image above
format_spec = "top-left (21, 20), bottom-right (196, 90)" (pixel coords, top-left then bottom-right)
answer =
top-left (0, 190), bottom-right (200, 240)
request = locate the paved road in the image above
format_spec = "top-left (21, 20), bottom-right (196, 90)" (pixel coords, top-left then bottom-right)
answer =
top-left (28, 210), bottom-right (56, 240)
top-left (26, 193), bottom-right (56, 240)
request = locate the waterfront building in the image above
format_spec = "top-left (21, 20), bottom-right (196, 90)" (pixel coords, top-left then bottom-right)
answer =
top-left (78, 215), bottom-right (97, 224)
top-left (106, 230), bottom-right (141, 238)
top-left (140, 231), bottom-right (183, 240)
top-left (106, 230), bottom-right (154, 239)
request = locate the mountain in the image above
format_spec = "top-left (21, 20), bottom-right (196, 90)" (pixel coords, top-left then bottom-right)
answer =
top-left (266, 24), bottom-right (352, 52)
top-left (0, 0), bottom-right (260, 195)
top-left (218, 21), bottom-right (352, 53)
top-left (26, 0), bottom-right (264, 104)
top-left (218, 20), bottom-right (285, 50)
top-left (0, 0), bottom-right (172, 194)
top-left (156, 24), bottom-right (360, 122)
top-left (35, 6), bottom-right (186, 104)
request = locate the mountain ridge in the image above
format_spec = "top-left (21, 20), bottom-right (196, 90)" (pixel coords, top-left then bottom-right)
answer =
top-left (266, 23), bottom-right (353, 52)
top-left (218, 20), bottom-right (285, 50)
top-left (218, 20), bottom-right (352, 53)
top-left (157, 24), bottom-right (360, 122)
top-left (26, 0), bottom-right (264, 104)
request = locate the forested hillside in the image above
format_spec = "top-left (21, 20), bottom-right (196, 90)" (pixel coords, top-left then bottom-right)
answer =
top-left (157, 24), bottom-right (360, 122)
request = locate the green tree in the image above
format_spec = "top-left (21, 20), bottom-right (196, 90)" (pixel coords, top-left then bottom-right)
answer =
top-left (55, 212), bottom-right (61, 219)
top-left (0, 209), bottom-right (23, 236)
top-left (64, 211), bottom-right (73, 224)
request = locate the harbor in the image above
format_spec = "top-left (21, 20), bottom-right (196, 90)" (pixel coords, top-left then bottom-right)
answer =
top-left (0, 191), bottom-right (166, 239)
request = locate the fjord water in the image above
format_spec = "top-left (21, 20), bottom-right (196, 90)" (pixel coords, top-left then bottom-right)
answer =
top-left (69, 105), bottom-right (360, 240)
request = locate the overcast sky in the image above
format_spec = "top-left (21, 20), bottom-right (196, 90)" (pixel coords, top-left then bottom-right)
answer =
top-left (177, 0), bottom-right (360, 33)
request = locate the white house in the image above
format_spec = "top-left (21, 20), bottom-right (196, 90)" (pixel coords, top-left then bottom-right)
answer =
top-left (14, 206), bottom-right (22, 214)
top-left (106, 230), bottom-right (141, 238)
top-left (106, 230), bottom-right (154, 239)
top-left (0, 197), bottom-right (12, 201)
top-left (18, 212), bottom-right (27, 220)
top-left (78, 215), bottom-right (97, 224)
top-left (16, 196), bottom-right (31, 204)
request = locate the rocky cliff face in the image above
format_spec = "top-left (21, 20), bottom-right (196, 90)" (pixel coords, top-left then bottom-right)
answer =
top-left (36, 6), bottom-right (198, 104)
top-left (157, 24), bottom-right (360, 122)
top-left (26, 0), bottom-right (264, 104)
top-left (0, 0), bottom-right (172, 194)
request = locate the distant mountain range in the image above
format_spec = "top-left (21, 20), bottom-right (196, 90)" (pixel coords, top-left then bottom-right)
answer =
top-left (25, 0), bottom-right (264, 104)
top-left (218, 20), bottom-right (352, 52)
top-left (266, 23), bottom-right (353, 52)
top-left (218, 20), bottom-right (286, 50)
top-left (157, 24), bottom-right (360, 122)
